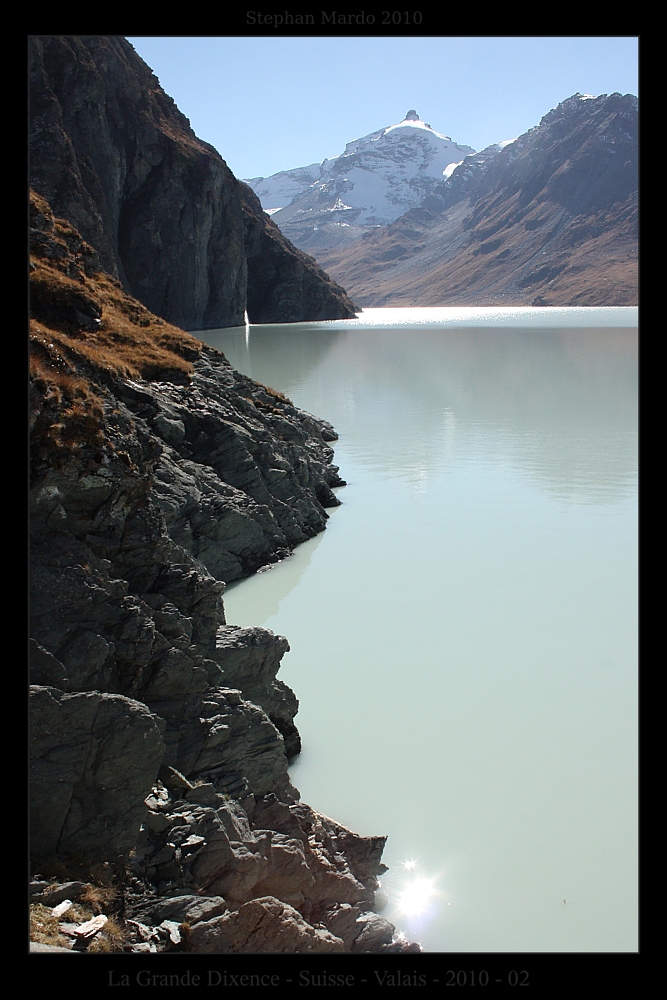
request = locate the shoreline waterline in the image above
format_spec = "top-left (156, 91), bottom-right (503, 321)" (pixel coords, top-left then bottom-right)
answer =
top-left (209, 305), bottom-right (638, 336)
top-left (196, 313), bottom-right (637, 953)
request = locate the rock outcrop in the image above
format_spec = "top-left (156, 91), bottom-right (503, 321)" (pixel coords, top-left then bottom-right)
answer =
top-left (29, 191), bottom-right (416, 953)
top-left (30, 686), bottom-right (165, 859)
top-left (29, 35), bottom-right (357, 330)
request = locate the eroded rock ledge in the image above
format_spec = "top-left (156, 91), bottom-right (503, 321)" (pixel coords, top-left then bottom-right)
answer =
top-left (29, 194), bottom-right (417, 953)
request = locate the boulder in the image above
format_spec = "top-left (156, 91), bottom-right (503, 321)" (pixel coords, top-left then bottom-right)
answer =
top-left (30, 686), bottom-right (165, 859)
top-left (186, 897), bottom-right (345, 953)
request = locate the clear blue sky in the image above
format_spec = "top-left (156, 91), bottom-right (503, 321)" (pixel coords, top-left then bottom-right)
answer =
top-left (126, 36), bottom-right (638, 181)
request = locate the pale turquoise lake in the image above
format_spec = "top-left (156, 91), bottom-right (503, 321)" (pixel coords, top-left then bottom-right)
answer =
top-left (195, 307), bottom-right (638, 953)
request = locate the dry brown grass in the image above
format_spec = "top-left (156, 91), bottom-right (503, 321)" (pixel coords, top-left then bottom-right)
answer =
top-left (179, 921), bottom-right (192, 950)
top-left (30, 262), bottom-right (201, 385)
top-left (32, 857), bottom-right (119, 889)
top-left (30, 859), bottom-right (129, 952)
top-left (79, 881), bottom-right (118, 912)
top-left (30, 188), bottom-right (205, 420)
top-left (30, 902), bottom-right (70, 948)
top-left (87, 917), bottom-right (126, 953)
top-left (30, 901), bottom-right (127, 953)
top-left (29, 190), bottom-right (210, 459)
top-left (30, 344), bottom-right (107, 465)
top-left (258, 383), bottom-right (293, 405)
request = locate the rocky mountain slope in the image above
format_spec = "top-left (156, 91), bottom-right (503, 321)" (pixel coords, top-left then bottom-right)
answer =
top-left (29, 35), bottom-right (357, 330)
top-left (312, 93), bottom-right (638, 307)
top-left (29, 191), bottom-right (417, 954)
top-left (246, 110), bottom-right (474, 257)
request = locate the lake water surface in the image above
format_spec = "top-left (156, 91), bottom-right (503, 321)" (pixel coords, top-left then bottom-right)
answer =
top-left (196, 307), bottom-right (637, 953)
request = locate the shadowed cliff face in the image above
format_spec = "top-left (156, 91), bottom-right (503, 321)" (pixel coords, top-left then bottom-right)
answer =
top-left (240, 183), bottom-right (361, 324)
top-left (29, 35), bottom-right (357, 329)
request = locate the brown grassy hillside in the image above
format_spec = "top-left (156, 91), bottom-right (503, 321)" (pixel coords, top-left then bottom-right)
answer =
top-left (29, 189), bottom-right (207, 462)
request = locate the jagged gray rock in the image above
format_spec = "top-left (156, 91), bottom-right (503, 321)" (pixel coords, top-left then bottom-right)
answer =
top-left (214, 626), bottom-right (300, 756)
top-left (30, 686), bottom-right (165, 859)
top-left (350, 912), bottom-right (396, 952)
top-left (30, 882), bottom-right (86, 906)
top-left (118, 782), bottom-right (417, 954)
top-left (30, 200), bottom-right (346, 777)
top-left (186, 897), bottom-right (345, 954)
top-left (29, 196), bottom-right (418, 953)
top-left (132, 346), bottom-right (345, 585)
top-left (132, 895), bottom-right (229, 927)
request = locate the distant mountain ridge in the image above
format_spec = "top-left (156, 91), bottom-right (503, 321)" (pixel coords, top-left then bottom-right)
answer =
top-left (245, 111), bottom-right (475, 257)
top-left (305, 93), bottom-right (638, 307)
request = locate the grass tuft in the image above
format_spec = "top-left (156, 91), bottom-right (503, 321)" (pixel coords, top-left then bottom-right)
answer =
top-left (30, 903), bottom-right (69, 948)
top-left (29, 857), bottom-right (131, 953)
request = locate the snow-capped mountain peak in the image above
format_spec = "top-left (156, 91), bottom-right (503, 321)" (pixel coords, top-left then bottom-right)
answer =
top-left (383, 110), bottom-right (447, 139)
top-left (244, 113), bottom-right (476, 251)
top-left (332, 111), bottom-right (471, 167)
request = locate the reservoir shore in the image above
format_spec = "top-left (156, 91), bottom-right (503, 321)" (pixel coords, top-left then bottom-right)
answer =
top-left (29, 190), bottom-right (419, 955)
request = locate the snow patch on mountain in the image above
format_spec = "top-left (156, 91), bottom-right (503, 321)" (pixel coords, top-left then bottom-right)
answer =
top-left (443, 160), bottom-right (464, 179)
top-left (245, 162), bottom-right (322, 213)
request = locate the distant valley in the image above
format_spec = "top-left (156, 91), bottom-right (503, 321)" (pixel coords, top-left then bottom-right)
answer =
top-left (246, 95), bottom-right (638, 308)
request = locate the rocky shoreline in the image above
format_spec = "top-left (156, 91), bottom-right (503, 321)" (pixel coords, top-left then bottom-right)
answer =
top-left (29, 192), bottom-right (419, 954)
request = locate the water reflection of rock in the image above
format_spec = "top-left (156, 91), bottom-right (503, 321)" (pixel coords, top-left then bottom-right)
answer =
top-left (223, 529), bottom-right (330, 627)
top-left (197, 325), bottom-right (343, 404)
top-left (206, 323), bottom-right (637, 506)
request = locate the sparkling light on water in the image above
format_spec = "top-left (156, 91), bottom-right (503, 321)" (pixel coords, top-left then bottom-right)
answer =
top-left (379, 858), bottom-right (448, 940)
top-left (398, 876), bottom-right (437, 917)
